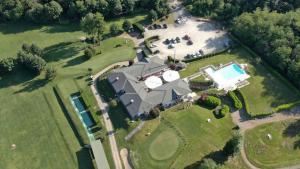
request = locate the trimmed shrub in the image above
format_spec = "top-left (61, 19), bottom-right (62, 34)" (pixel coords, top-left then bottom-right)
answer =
top-left (110, 23), bottom-right (121, 35)
top-left (133, 23), bottom-right (145, 33)
top-left (109, 99), bottom-right (117, 107)
top-left (274, 101), bottom-right (300, 112)
top-left (17, 51), bottom-right (46, 74)
top-left (199, 95), bottom-right (221, 109)
top-left (84, 46), bottom-right (96, 60)
top-left (235, 89), bottom-right (250, 114)
top-left (149, 107), bottom-right (160, 118)
top-left (220, 105), bottom-right (230, 117)
top-left (228, 91), bottom-right (242, 110)
top-left (122, 20), bottom-right (132, 32)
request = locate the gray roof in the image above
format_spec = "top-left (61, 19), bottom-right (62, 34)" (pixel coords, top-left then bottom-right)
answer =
top-left (108, 57), bottom-right (191, 118)
top-left (90, 140), bottom-right (110, 169)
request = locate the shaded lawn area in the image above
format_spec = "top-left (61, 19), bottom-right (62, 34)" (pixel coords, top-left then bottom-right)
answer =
top-left (180, 47), bottom-right (300, 116)
top-left (125, 105), bottom-right (248, 169)
top-left (0, 71), bottom-right (94, 169)
top-left (0, 17), bottom-right (140, 169)
top-left (245, 120), bottom-right (300, 169)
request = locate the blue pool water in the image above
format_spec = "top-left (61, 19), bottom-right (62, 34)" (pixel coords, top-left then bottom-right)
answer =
top-left (217, 64), bottom-right (246, 80)
top-left (71, 95), bottom-right (95, 128)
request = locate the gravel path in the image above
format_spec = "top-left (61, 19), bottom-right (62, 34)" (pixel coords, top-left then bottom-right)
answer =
top-left (120, 148), bottom-right (133, 169)
top-left (90, 61), bottom-right (128, 169)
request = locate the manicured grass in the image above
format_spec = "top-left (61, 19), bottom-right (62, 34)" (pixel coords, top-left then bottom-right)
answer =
top-left (0, 71), bottom-right (94, 169)
top-left (149, 129), bottom-right (180, 160)
top-left (180, 47), bottom-right (300, 116)
top-left (245, 120), bottom-right (300, 169)
top-left (128, 105), bottom-right (247, 169)
top-left (0, 19), bottom-right (139, 168)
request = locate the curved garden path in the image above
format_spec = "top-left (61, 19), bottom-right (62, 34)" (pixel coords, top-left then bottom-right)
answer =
top-left (231, 107), bottom-right (300, 169)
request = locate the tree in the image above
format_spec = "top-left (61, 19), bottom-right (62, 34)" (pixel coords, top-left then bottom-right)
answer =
top-left (223, 132), bottom-right (242, 156)
top-left (25, 2), bottom-right (44, 23)
top-left (110, 23), bottom-right (121, 35)
top-left (80, 12), bottom-right (106, 42)
top-left (84, 46), bottom-right (96, 60)
top-left (45, 66), bottom-right (56, 80)
top-left (198, 158), bottom-right (219, 169)
top-left (17, 51), bottom-right (46, 74)
top-left (122, 20), bottom-right (132, 32)
top-left (124, 0), bottom-right (135, 13)
top-left (112, 0), bottom-right (123, 15)
top-left (0, 57), bottom-right (15, 74)
top-left (148, 9), bottom-right (158, 22)
top-left (44, 1), bottom-right (63, 21)
top-left (30, 43), bottom-right (43, 57)
top-left (149, 107), bottom-right (160, 118)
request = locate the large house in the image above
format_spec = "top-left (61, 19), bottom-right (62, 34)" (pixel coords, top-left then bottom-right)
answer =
top-left (108, 57), bottom-right (192, 119)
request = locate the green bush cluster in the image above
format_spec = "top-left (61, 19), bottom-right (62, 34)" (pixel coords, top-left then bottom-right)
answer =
top-left (133, 23), bottom-right (145, 34)
top-left (0, 57), bottom-right (15, 74)
top-left (228, 91), bottom-right (242, 110)
top-left (220, 105), bottom-right (230, 117)
top-left (235, 89), bottom-right (250, 113)
top-left (274, 101), bottom-right (300, 112)
top-left (200, 95), bottom-right (221, 109)
top-left (84, 46), bottom-right (96, 60)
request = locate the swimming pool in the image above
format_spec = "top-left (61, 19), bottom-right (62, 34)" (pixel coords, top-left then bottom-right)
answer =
top-left (204, 63), bottom-right (250, 90)
top-left (217, 64), bottom-right (246, 80)
top-left (70, 94), bottom-right (95, 140)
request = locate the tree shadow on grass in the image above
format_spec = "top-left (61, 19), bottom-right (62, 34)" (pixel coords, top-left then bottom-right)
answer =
top-left (282, 120), bottom-right (300, 137)
top-left (14, 78), bottom-right (48, 94)
top-left (184, 150), bottom-right (228, 169)
top-left (43, 41), bottom-right (84, 62)
top-left (63, 55), bottom-right (86, 67)
top-left (76, 148), bottom-right (95, 169)
top-left (41, 24), bottom-right (81, 33)
top-left (0, 22), bottom-right (43, 34)
top-left (0, 68), bottom-right (36, 89)
top-left (282, 120), bottom-right (300, 149)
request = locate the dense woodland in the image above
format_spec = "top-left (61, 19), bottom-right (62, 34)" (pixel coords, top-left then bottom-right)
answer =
top-left (0, 0), bottom-right (169, 23)
top-left (184, 0), bottom-right (300, 89)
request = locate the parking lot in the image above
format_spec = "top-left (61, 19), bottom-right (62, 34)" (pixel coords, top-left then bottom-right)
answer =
top-left (144, 17), bottom-right (230, 60)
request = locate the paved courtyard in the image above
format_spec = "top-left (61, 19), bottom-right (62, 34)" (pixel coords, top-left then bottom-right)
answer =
top-left (144, 17), bottom-right (230, 60)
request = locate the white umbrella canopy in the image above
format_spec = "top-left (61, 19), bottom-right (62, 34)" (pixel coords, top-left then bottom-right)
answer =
top-left (163, 70), bottom-right (180, 82)
top-left (145, 76), bottom-right (163, 89)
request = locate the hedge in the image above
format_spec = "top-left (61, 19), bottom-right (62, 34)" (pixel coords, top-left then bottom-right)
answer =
top-left (200, 95), bottom-right (221, 109)
top-left (234, 89), bottom-right (250, 114)
top-left (220, 105), bottom-right (230, 117)
top-left (144, 35), bottom-right (160, 55)
top-left (133, 23), bottom-right (145, 33)
top-left (53, 86), bottom-right (90, 145)
top-left (274, 101), bottom-right (300, 112)
top-left (183, 46), bottom-right (231, 63)
top-left (228, 91), bottom-right (242, 110)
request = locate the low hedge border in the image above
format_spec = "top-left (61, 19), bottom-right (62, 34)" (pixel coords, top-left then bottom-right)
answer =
top-left (53, 86), bottom-right (90, 145)
top-left (133, 23), bottom-right (145, 34)
top-left (274, 101), bottom-right (300, 112)
top-left (183, 46), bottom-right (231, 63)
top-left (234, 89), bottom-right (250, 115)
top-left (228, 91), bottom-right (242, 110)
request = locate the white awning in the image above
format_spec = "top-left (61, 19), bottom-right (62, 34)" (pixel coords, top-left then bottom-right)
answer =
top-left (145, 76), bottom-right (163, 89)
top-left (163, 70), bottom-right (180, 82)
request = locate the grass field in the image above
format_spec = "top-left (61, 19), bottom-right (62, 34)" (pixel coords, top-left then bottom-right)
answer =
top-left (180, 47), bottom-right (300, 116)
top-left (0, 15), bottom-right (141, 168)
top-left (245, 120), bottom-right (300, 169)
top-left (128, 105), bottom-right (249, 169)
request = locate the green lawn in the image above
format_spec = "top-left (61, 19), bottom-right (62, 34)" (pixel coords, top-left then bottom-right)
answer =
top-left (0, 18), bottom-right (140, 168)
top-left (245, 120), bottom-right (300, 169)
top-left (180, 48), bottom-right (300, 116)
top-left (103, 102), bottom-right (249, 169)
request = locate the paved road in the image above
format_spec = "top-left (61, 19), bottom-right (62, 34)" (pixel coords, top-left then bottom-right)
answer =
top-left (90, 62), bottom-right (128, 169)
top-left (231, 107), bottom-right (300, 169)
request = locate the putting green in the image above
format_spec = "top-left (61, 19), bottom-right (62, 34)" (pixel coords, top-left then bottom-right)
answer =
top-left (149, 130), bottom-right (180, 160)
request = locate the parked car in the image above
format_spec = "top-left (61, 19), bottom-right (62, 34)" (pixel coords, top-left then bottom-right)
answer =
top-left (168, 44), bottom-right (175, 49)
top-left (199, 49), bottom-right (204, 55)
top-left (163, 24), bottom-right (168, 29)
top-left (165, 39), bottom-right (170, 44)
top-left (176, 37), bottom-right (180, 43)
top-left (183, 35), bottom-right (190, 40)
top-left (187, 40), bottom-right (193, 45)
top-left (157, 24), bottom-right (162, 29)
